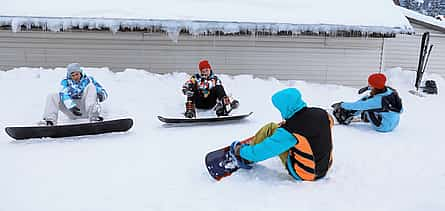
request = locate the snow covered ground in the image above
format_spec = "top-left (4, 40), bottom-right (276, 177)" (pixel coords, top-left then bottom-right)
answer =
top-left (0, 67), bottom-right (444, 211)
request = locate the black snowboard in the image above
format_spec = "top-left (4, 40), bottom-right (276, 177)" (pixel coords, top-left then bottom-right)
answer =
top-left (158, 112), bottom-right (252, 124)
top-left (5, 118), bottom-right (133, 140)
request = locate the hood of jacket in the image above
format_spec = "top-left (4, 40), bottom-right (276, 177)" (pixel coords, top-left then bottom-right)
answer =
top-left (66, 63), bottom-right (85, 79)
top-left (271, 88), bottom-right (307, 120)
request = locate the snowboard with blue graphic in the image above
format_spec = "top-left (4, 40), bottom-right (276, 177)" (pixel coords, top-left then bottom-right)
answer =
top-left (205, 137), bottom-right (253, 181)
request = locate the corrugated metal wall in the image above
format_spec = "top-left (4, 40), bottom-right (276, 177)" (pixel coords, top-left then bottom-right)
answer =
top-left (1, 29), bottom-right (444, 87)
top-left (383, 33), bottom-right (445, 78)
top-left (0, 30), bottom-right (383, 87)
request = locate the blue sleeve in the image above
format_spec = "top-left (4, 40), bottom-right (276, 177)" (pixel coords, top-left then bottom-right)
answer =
top-left (90, 77), bottom-right (108, 100)
top-left (59, 79), bottom-right (75, 109)
top-left (239, 128), bottom-right (297, 162)
top-left (341, 95), bottom-right (383, 111)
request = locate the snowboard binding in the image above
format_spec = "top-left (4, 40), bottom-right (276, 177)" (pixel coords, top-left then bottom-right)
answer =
top-left (331, 102), bottom-right (356, 125)
top-left (38, 119), bottom-right (54, 126)
top-left (206, 149), bottom-right (240, 181)
top-left (215, 97), bottom-right (239, 117)
top-left (90, 116), bottom-right (104, 123)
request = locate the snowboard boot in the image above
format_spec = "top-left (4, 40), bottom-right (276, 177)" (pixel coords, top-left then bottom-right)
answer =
top-left (215, 96), bottom-right (233, 117)
top-left (231, 99), bottom-right (239, 110)
top-left (184, 101), bottom-right (196, 118)
top-left (332, 106), bottom-right (356, 125)
top-left (422, 80), bottom-right (438, 94)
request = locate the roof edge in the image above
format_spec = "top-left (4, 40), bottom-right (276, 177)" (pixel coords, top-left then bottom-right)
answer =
top-left (0, 15), bottom-right (413, 40)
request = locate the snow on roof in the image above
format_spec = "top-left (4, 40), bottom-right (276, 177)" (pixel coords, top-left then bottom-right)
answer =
top-left (0, 0), bottom-right (413, 36)
top-left (399, 6), bottom-right (445, 31)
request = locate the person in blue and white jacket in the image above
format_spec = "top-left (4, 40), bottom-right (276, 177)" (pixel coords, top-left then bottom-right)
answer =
top-left (39, 63), bottom-right (108, 126)
top-left (331, 73), bottom-right (403, 132)
top-left (228, 88), bottom-right (335, 181)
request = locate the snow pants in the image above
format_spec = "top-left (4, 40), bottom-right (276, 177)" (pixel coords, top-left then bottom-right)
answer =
top-left (248, 122), bottom-right (289, 166)
top-left (43, 83), bottom-right (101, 124)
top-left (188, 85), bottom-right (227, 109)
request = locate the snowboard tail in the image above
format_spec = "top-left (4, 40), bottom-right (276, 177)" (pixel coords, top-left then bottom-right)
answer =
top-left (5, 118), bottom-right (133, 140)
top-left (205, 137), bottom-right (253, 181)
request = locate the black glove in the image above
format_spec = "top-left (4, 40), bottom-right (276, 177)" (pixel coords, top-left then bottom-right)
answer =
top-left (331, 102), bottom-right (343, 110)
top-left (70, 106), bottom-right (82, 116)
top-left (97, 92), bottom-right (106, 102)
top-left (358, 86), bottom-right (370, 94)
top-left (182, 82), bottom-right (195, 97)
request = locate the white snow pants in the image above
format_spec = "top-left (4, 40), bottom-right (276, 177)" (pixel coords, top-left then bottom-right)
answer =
top-left (42, 83), bottom-right (101, 124)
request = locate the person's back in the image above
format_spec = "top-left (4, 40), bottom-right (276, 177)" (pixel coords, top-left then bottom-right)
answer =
top-left (362, 87), bottom-right (401, 132)
top-left (281, 107), bottom-right (333, 180)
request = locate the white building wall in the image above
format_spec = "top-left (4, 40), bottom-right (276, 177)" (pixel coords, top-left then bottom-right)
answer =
top-left (0, 30), bottom-right (384, 87)
top-left (383, 33), bottom-right (445, 79)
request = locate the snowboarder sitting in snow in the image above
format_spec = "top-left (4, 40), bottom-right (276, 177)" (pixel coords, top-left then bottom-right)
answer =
top-left (181, 60), bottom-right (238, 118)
top-left (228, 88), bottom-right (334, 181)
top-left (331, 73), bottom-right (403, 132)
top-left (39, 63), bottom-right (108, 126)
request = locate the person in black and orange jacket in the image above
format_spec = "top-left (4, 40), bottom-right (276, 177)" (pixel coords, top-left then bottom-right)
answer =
top-left (228, 88), bottom-right (334, 181)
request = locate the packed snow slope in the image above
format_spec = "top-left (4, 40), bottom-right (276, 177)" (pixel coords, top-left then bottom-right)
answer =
top-left (0, 67), bottom-right (444, 211)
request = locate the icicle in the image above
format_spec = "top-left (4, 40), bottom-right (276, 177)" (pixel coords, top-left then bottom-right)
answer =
top-left (11, 18), bottom-right (24, 32)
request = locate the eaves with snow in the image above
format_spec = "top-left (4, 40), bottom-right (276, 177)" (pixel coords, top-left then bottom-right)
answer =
top-left (398, 6), bottom-right (445, 34)
top-left (0, 0), bottom-right (413, 37)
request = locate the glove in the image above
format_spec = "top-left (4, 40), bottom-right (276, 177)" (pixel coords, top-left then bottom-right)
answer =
top-left (97, 92), bottom-right (106, 102)
top-left (182, 83), bottom-right (195, 97)
top-left (228, 141), bottom-right (252, 169)
top-left (183, 89), bottom-right (194, 97)
top-left (358, 86), bottom-right (370, 94)
top-left (69, 106), bottom-right (82, 116)
top-left (331, 102), bottom-right (343, 110)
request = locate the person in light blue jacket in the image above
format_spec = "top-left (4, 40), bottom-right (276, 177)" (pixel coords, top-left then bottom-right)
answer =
top-left (228, 88), bottom-right (335, 181)
top-left (332, 73), bottom-right (403, 132)
top-left (39, 63), bottom-right (108, 126)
